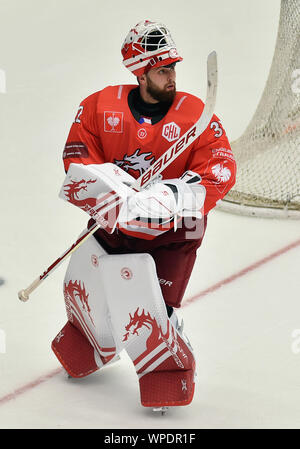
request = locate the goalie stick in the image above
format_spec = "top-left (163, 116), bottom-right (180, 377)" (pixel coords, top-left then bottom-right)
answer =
top-left (18, 51), bottom-right (217, 302)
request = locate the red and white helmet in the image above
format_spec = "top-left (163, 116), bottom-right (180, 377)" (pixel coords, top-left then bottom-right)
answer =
top-left (121, 20), bottom-right (183, 77)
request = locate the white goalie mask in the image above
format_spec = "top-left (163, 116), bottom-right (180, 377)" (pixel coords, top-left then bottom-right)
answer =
top-left (121, 19), bottom-right (183, 76)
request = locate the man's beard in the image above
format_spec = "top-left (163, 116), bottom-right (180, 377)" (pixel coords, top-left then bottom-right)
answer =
top-left (146, 76), bottom-right (176, 104)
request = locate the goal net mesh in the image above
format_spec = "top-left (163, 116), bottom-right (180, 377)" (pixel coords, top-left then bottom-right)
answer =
top-left (218, 0), bottom-right (300, 218)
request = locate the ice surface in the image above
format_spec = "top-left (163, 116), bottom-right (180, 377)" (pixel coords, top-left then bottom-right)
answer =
top-left (1, 0), bottom-right (300, 429)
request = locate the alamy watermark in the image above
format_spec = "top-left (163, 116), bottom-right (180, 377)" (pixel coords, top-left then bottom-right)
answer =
top-left (291, 69), bottom-right (300, 94)
top-left (291, 329), bottom-right (300, 354)
top-left (0, 328), bottom-right (6, 354)
top-left (0, 69), bottom-right (6, 93)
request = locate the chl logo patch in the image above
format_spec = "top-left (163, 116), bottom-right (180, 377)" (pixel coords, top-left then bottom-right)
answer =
top-left (104, 111), bottom-right (123, 133)
top-left (162, 122), bottom-right (181, 142)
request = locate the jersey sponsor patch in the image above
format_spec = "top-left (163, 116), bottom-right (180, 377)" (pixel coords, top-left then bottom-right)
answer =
top-left (63, 142), bottom-right (89, 159)
top-left (211, 147), bottom-right (235, 161)
top-left (162, 121), bottom-right (181, 142)
top-left (104, 111), bottom-right (124, 133)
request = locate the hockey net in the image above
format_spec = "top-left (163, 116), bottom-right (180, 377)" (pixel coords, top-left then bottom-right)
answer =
top-left (217, 0), bottom-right (300, 218)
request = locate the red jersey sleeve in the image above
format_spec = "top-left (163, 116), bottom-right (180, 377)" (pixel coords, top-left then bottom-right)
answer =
top-left (62, 92), bottom-right (105, 173)
top-left (187, 113), bottom-right (236, 215)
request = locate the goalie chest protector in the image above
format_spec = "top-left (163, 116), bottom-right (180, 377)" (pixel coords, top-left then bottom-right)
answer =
top-left (88, 85), bottom-right (205, 181)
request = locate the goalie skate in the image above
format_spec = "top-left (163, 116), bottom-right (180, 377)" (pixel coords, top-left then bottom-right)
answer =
top-left (153, 406), bottom-right (169, 415)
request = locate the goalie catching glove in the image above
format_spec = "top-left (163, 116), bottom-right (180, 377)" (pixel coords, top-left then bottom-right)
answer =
top-left (118, 171), bottom-right (206, 227)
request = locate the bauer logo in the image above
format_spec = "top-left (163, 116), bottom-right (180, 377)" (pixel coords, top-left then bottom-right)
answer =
top-left (121, 267), bottom-right (133, 280)
top-left (55, 331), bottom-right (64, 343)
top-left (162, 122), bottom-right (181, 142)
top-left (169, 48), bottom-right (179, 59)
top-left (137, 128), bottom-right (147, 139)
top-left (181, 379), bottom-right (187, 392)
top-left (104, 112), bottom-right (123, 133)
top-left (91, 254), bottom-right (99, 267)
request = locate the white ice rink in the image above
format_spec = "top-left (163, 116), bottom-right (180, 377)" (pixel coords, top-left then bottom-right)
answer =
top-left (1, 0), bottom-right (300, 429)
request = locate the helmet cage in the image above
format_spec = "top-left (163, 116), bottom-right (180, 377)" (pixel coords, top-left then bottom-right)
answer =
top-left (137, 25), bottom-right (175, 53)
top-left (122, 20), bottom-right (182, 76)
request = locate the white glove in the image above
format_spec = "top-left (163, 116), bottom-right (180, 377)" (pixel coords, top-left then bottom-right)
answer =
top-left (118, 174), bottom-right (206, 225)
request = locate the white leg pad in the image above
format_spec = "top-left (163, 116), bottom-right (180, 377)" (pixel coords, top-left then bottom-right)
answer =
top-left (98, 253), bottom-right (196, 407)
top-left (52, 231), bottom-right (119, 377)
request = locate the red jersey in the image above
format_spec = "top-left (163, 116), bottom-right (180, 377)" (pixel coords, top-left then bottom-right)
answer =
top-left (63, 84), bottom-right (236, 222)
